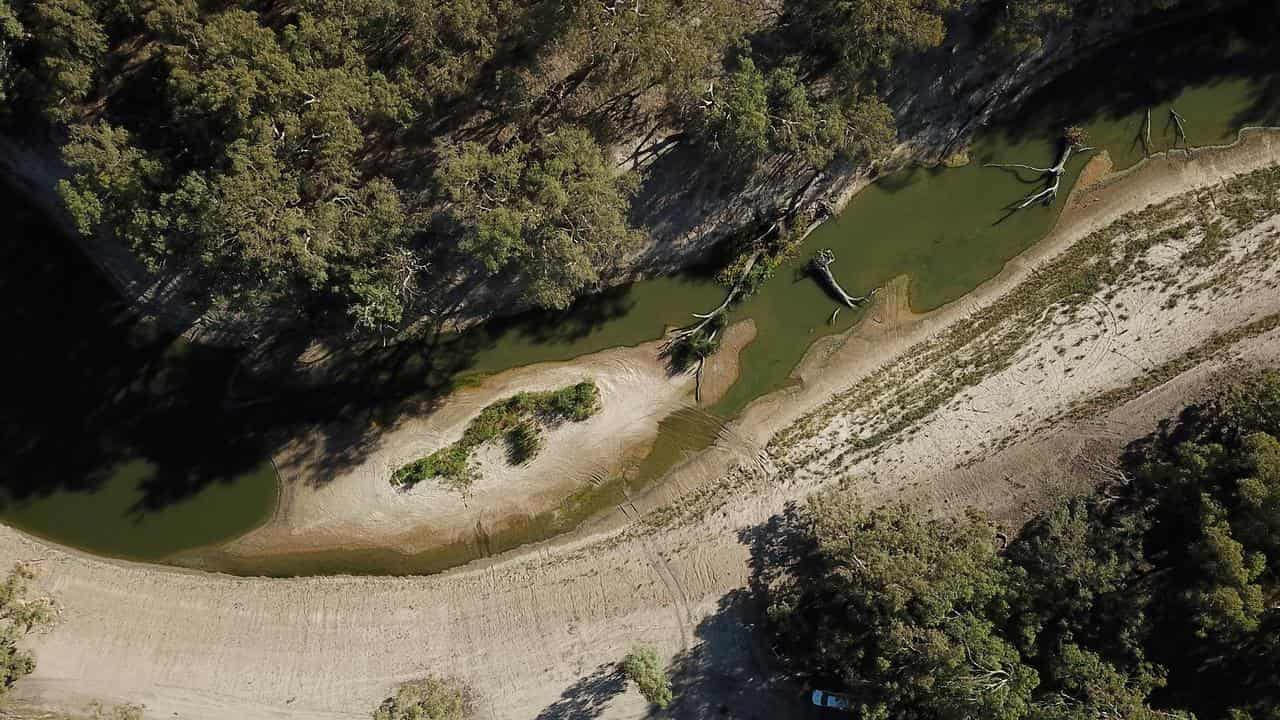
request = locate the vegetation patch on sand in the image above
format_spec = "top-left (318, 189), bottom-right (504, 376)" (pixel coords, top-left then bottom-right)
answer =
top-left (392, 382), bottom-right (601, 490)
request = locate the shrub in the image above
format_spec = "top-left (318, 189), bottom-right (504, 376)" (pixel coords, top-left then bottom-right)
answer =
top-left (0, 563), bottom-right (52, 703)
top-left (374, 676), bottom-right (477, 720)
top-left (391, 381), bottom-right (601, 489)
top-left (621, 646), bottom-right (672, 709)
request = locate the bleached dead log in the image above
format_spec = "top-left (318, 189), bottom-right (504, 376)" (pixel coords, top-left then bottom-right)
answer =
top-left (811, 249), bottom-right (878, 309)
top-left (985, 128), bottom-right (1093, 210)
top-left (1170, 108), bottom-right (1191, 151)
top-left (1143, 108), bottom-right (1153, 156)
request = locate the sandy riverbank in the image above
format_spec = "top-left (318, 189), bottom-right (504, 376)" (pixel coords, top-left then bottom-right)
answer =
top-left (4, 130), bottom-right (1280, 719)
top-left (209, 319), bottom-right (756, 567)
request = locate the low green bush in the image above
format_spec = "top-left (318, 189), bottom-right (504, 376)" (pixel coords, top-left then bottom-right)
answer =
top-left (392, 382), bottom-right (600, 489)
top-left (621, 645), bottom-right (673, 709)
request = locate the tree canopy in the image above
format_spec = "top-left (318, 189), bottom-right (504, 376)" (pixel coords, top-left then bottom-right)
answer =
top-left (765, 372), bottom-right (1280, 720)
top-left (0, 0), bottom-right (1223, 335)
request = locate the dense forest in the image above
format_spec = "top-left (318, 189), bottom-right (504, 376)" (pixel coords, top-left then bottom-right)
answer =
top-left (762, 372), bottom-right (1280, 720)
top-left (0, 0), bottom-right (1221, 336)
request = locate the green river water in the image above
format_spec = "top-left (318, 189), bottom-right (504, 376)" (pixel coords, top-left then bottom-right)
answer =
top-left (2, 5), bottom-right (1277, 574)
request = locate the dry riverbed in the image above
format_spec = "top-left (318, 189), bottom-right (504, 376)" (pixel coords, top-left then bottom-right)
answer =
top-left (4, 131), bottom-right (1280, 719)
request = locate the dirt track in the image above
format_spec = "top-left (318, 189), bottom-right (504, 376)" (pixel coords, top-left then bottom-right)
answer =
top-left (5, 131), bottom-right (1280, 720)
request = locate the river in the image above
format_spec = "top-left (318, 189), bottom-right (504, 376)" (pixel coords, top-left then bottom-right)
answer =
top-left (1, 3), bottom-right (1276, 573)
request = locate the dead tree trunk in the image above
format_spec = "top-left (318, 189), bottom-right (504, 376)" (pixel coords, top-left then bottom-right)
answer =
top-left (662, 249), bottom-right (761, 351)
top-left (985, 130), bottom-right (1093, 210)
top-left (1170, 108), bottom-right (1191, 152)
top-left (811, 249), bottom-right (877, 309)
top-left (661, 213), bottom-right (793, 354)
top-left (1142, 108), bottom-right (1153, 156)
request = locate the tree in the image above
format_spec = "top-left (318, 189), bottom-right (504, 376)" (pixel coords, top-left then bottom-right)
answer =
top-left (693, 58), bottom-right (897, 174)
top-left (786, 0), bottom-right (963, 87)
top-left (1031, 643), bottom-right (1185, 720)
top-left (373, 676), bottom-right (477, 720)
top-left (20, 0), bottom-right (106, 122)
top-left (766, 499), bottom-right (1037, 720)
top-left (58, 122), bottom-right (167, 263)
top-left (0, 563), bottom-right (53, 700)
top-left (990, 0), bottom-right (1071, 56)
top-left (620, 645), bottom-right (673, 709)
top-left (437, 127), bottom-right (641, 310)
top-left (692, 55), bottom-right (770, 172)
top-left (0, 0), bottom-right (24, 107)
top-left (1004, 498), bottom-right (1148, 664)
top-left (762, 373), bottom-right (1280, 720)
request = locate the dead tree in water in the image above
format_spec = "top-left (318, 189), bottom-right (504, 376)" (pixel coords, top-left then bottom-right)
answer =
top-left (661, 219), bottom-right (785, 397)
top-left (810, 249), bottom-right (877, 310)
top-left (985, 127), bottom-right (1094, 210)
top-left (1169, 108), bottom-right (1191, 152)
top-left (662, 249), bottom-right (761, 354)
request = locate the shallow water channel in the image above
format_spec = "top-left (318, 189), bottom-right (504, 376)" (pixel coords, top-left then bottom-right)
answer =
top-left (2, 6), bottom-right (1277, 573)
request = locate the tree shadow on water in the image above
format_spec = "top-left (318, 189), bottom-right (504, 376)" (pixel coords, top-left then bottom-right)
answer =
top-left (994, 3), bottom-right (1280, 144)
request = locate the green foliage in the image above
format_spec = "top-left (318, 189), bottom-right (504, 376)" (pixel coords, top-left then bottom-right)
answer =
top-left (787, 0), bottom-right (962, 86)
top-left (0, 1), bottom-right (24, 107)
top-left (990, 0), bottom-right (1071, 56)
top-left (4, 0), bottom-right (933, 332)
top-left (437, 127), bottom-right (642, 310)
top-left (0, 563), bottom-right (53, 701)
top-left (58, 122), bottom-right (166, 260)
top-left (693, 55), bottom-right (771, 172)
top-left (6, 0), bottom-right (1211, 334)
top-left (507, 419), bottom-right (541, 465)
top-left (620, 645), bottom-right (673, 709)
top-left (691, 56), bottom-right (897, 174)
top-left (767, 500), bottom-right (1037, 720)
top-left (392, 382), bottom-right (601, 489)
top-left (664, 317), bottom-right (725, 372)
top-left (373, 675), bottom-right (477, 720)
top-left (765, 372), bottom-right (1280, 720)
top-left (19, 0), bottom-right (106, 122)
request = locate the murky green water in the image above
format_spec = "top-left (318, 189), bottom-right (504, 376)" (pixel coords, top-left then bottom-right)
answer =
top-left (0, 197), bottom-right (279, 560)
top-left (4, 5), bottom-right (1277, 573)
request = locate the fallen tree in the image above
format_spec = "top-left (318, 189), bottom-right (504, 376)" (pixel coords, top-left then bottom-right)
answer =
top-left (661, 214), bottom-right (806, 398)
top-left (985, 126), bottom-right (1093, 209)
top-left (810, 249), bottom-right (877, 310)
top-left (662, 248), bottom-right (762, 354)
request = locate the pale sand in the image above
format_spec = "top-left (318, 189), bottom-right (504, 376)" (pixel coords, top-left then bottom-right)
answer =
top-left (4, 130), bottom-right (1280, 719)
top-left (219, 318), bottom-right (757, 564)
top-left (696, 319), bottom-right (757, 406)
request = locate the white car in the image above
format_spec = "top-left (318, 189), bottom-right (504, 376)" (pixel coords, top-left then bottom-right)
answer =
top-left (811, 689), bottom-right (852, 711)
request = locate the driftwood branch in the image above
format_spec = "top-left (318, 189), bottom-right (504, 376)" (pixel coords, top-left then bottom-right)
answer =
top-left (810, 249), bottom-right (877, 309)
top-left (1143, 108), bottom-right (1153, 156)
top-left (1170, 108), bottom-right (1191, 152)
top-left (985, 130), bottom-right (1093, 211)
